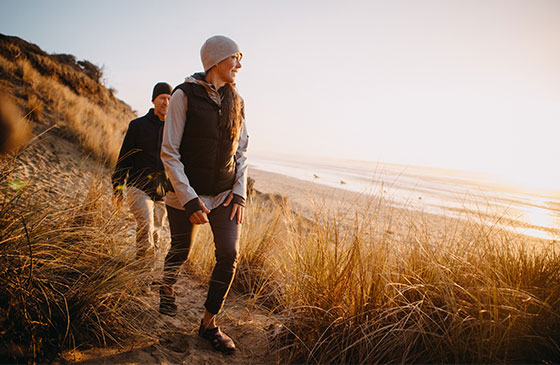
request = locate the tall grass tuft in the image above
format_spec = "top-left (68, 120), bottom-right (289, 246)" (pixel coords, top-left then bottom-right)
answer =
top-left (181, 193), bottom-right (297, 312)
top-left (187, 186), bottom-right (560, 363)
top-left (0, 157), bottom-right (156, 363)
top-left (275, 197), bottom-right (560, 363)
top-left (0, 34), bottom-right (156, 363)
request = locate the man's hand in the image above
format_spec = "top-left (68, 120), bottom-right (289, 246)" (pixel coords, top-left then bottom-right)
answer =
top-left (189, 198), bottom-right (210, 224)
top-left (223, 193), bottom-right (244, 224)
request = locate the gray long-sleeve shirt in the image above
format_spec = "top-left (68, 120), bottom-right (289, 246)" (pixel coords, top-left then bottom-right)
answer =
top-left (161, 81), bottom-right (249, 211)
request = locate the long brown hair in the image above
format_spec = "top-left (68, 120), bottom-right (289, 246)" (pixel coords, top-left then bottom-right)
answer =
top-left (219, 83), bottom-right (243, 142)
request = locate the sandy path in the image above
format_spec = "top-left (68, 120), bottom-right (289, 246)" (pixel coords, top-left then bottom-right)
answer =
top-left (64, 277), bottom-right (276, 364)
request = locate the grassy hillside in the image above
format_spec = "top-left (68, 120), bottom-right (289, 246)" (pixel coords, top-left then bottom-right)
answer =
top-left (0, 34), bottom-right (149, 363)
top-left (0, 33), bottom-right (135, 165)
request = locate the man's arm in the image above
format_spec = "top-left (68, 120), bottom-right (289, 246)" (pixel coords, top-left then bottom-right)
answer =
top-left (111, 123), bottom-right (136, 194)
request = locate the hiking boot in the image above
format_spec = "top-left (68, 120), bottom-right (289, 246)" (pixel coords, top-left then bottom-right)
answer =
top-left (198, 320), bottom-right (236, 354)
top-left (159, 283), bottom-right (177, 317)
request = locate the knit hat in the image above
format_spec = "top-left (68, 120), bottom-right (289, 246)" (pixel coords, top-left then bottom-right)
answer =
top-left (200, 35), bottom-right (242, 72)
top-left (152, 82), bottom-right (172, 101)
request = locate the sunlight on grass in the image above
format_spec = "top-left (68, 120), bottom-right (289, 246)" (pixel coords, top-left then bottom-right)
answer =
top-left (188, 185), bottom-right (560, 363)
top-left (2, 33), bottom-right (558, 362)
top-left (0, 50), bottom-right (134, 166)
top-left (0, 158), bottom-right (162, 363)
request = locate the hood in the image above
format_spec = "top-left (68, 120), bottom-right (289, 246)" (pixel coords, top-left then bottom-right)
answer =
top-left (184, 72), bottom-right (221, 106)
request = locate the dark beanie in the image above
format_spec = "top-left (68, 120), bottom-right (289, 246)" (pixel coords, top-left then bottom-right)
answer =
top-left (152, 82), bottom-right (172, 101)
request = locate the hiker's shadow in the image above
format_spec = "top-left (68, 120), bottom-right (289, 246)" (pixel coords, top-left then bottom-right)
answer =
top-left (69, 332), bottom-right (193, 364)
top-left (69, 343), bottom-right (163, 364)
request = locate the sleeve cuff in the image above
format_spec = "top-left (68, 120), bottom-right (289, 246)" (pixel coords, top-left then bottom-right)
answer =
top-left (232, 193), bottom-right (246, 207)
top-left (183, 197), bottom-right (202, 217)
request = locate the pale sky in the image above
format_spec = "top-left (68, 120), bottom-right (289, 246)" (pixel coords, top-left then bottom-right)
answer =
top-left (1, 0), bottom-right (559, 193)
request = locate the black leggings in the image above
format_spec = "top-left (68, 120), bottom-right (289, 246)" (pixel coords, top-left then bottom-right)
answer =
top-left (163, 203), bottom-right (240, 315)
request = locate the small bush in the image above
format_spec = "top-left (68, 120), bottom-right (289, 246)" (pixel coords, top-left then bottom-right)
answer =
top-left (78, 60), bottom-right (103, 83)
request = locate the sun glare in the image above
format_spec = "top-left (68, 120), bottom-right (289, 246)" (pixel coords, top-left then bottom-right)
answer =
top-left (517, 196), bottom-right (560, 240)
top-left (493, 166), bottom-right (560, 197)
top-left (524, 206), bottom-right (555, 229)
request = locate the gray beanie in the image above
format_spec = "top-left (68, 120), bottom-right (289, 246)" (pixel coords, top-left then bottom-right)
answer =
top-left (200, 35), bottom-right (242, 72)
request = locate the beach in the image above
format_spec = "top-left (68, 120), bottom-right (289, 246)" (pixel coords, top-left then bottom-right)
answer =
top-left (248, 165), bottom-right (557, 249)
top-left (249, 166), bottom-right (458, 243)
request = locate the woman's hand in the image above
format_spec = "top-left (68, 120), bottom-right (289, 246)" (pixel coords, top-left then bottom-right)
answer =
top-left (223, 193), bottom-right (244, 224)
top-left (189, 198), bottom-right (210, 224)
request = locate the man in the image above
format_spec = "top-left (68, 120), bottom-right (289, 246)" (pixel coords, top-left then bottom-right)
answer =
top-left (160, 35), bottom-right (248, 354)
top-left (112, 82), bottom-right (173, 267)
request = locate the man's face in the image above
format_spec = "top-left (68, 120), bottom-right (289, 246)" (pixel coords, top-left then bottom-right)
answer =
top-left (215, 53), bottom-right (242, 84)
top-left (153, 94), bottom-right (170, 119)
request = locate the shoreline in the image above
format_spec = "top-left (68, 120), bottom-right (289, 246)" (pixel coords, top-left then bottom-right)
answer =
top-left (249, 166), bottom-right (456, 241)
top-left (248, 167), bottom-right (554, 246)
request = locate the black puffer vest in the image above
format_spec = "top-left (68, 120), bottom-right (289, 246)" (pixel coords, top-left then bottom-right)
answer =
top-left (173, 79), bottom-right (239, 196)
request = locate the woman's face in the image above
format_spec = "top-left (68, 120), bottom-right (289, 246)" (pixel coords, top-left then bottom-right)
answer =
top-left (215, 53), bottom-right (242, 84)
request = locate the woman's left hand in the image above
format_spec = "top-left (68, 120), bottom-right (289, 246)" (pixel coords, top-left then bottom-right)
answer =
top-left (223, 193), bottom-right (244, 224)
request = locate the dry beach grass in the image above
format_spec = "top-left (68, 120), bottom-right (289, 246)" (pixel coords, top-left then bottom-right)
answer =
top-left (1, 33), bottom-right (559, 363)
top-left (197, 169), bottom-right (560, 363)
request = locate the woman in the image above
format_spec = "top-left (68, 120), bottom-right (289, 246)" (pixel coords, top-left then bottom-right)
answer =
top-left (159, 35), bottom-right (248, 354)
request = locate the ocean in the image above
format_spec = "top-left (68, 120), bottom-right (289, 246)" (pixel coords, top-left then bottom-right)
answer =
top-left (249, 154), bottom-right (560, 241)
